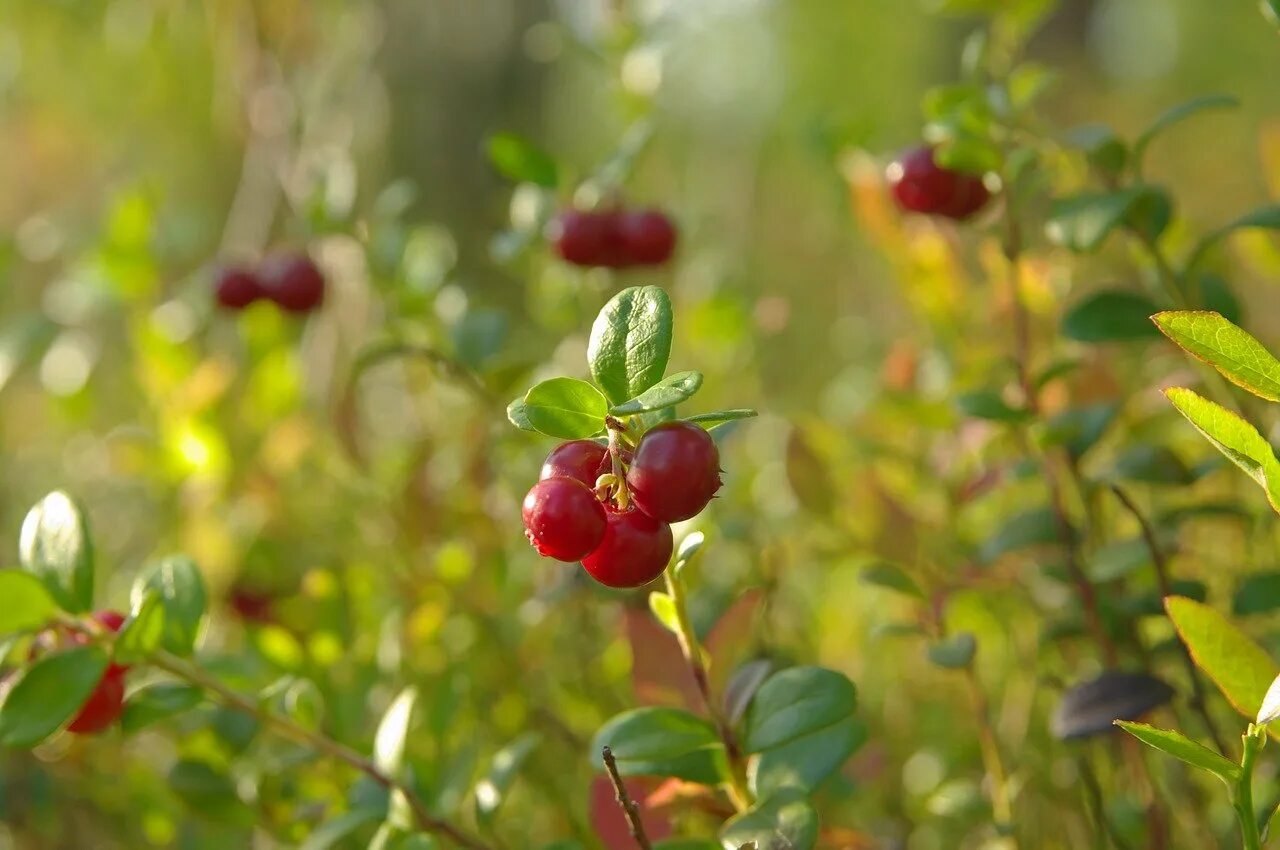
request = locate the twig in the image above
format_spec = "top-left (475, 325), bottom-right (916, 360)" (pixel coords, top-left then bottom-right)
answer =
top-left (1109, 484), bottom-right (1228, 754)
top-left (601, 746), bottom-right (653, 850)
top-left (147, 651), bottom-right (494, 850)
top-left (962, 666), bottom-right (1019, 847)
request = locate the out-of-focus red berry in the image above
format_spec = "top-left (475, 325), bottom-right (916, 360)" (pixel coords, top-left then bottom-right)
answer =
top-left (214, 266), bottom-right (264, 310)
top-left (886, 146), bottom-right (990, 221)
top-left (618, 209), bottom-right (677, 265)
top-left (261, 253), bottom-right (326, 313)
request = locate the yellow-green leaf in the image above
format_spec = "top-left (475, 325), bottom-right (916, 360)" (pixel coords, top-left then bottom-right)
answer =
top-left (1165, 596), bottom-right (1278, 720)
top-left (1153, 311), bottom-right (1280, 401)
top-left (1164, 387), bottom-right (1280, 514)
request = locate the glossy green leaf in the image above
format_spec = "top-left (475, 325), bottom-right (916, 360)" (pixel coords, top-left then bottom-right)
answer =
top-left (719, 788), bottom-right (818, 850)
top-left (474, 732), bottom-right (541, 825)
top-left (522, 378), bottom-right (609, 439)
top-left (1166, 596), bottom-right (1278, 720)
top-left (0, 646), bottom-right (108, 747)
top-left (131, 556), bottom-right (206, 656)
top-left (19, 490), bottom-right (94, 613)
top-left (1062, 290), bottom-right (1161, 343)
top-left (114, 591), bottom-right (165, 665)
top-left (684, 409), bottom-right (759, 430)
top-left (927, 632), bottom-right (977, 669)
top-left (1115, 721), bottom-right (1239, 783)
top-left (1154, 311), bottom-right (1280, 402)
top-left (1164, 387), bottom-right (1280, 513)
top-left (0, 571), bottom-right (59, 636)
top-left (750, 716), bottom-right (867, 796)
top-left (1189, 205), bottom-right (1280, 270)
top-left (956, 390), bottom-right (1030, 423)
top-left (592, 707), bottom-right (725, 784)
top-left (610, 371), bottom-right (703, 416)
top-left (120, 683), bottom-right (203, 734)
top-left (374, 687), bottom-right (418, 776)
top-left (588, 286), bottom-right (673, 406)
top-left (506, 397), bottom-right (535, 432)
top-left (1134, 94), bottom-right (1240, 168)
top-left (485, 132), bottom-right (558, 187)
top-left (1234, 572), bottom-right (1280, 616)
top-left (1045, 187), bottom-right (1162, 252)
top-left (743, 666), bottom-right (857, 753)
top-left (1065, 124), bottom-right (1127, 177)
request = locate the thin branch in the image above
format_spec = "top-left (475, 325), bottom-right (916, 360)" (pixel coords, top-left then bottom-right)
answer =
top-left (1109, 484), bottom-right (1228, 753)
top-left (148, 651), bottom-right (494, 850)
top-left (601, 746), bottom-right (653, 850)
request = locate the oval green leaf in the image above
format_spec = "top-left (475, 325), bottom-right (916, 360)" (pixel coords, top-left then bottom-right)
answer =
top-left (19, 490), bottom-right (94, 613)
top-left (131, 555), bottom-right (207, 657)
top-left (0, 646), bottom-right (108, 747)
top-left (374, 686), bottom-right (418, 776)
top-left (523, 378), bottom-right (608, 439)
top-left (1115, 721), bottom-right (1239, 783)
top-left (486, 132), bottom-right (558, 188)
top-left (0, 571), bottom-right (59, 636)
top-left (743, 666), bottom-right (857, 754)
top-left (1062, 290), bottom-right (1161, 343)
top-left (610, 371), bottom-right (703, 416)
top-left (1153, 311), bottom-right (1280, 402)
top-left (592, 707), bottom-right (725, 784)
top-left (588, 286), bottom-right (673, 406)
top-left (719, 788), bottom-right (818, 850)
top-left (115, 591), bottom-right (166, 665)
top-left (750, 716), bottom-right (867, 797)
top-left (120, 683), bottom-right (204, 734)
top-left (1164, 387), bottom-right (1280, 514)
top-left (1166, 595), bottom-right (1278, 720)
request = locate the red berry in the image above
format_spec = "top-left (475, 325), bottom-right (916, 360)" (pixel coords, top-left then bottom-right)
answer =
top-left (523, 477), bottom-right (608, 562)
top-left (214, 266), bottom-right (264, 310)
top-left (626, 421), bottom-right (722, 523)
top-left (66, 610), bottom-right (129, 677)
top-left (618, 209), bottom-right (677, 266)
top-left (228, 586), bottom-right (276, 624)
top-left (66, 667), bottom-right (126, 735)
top-left (541, 440), bottom-right (610, 488)
top-left (581, 508), bottom-right (673, 588)
top-left (886, 146), bottom-right (989, 220)
top-left (549, 210), bottom-right (630, 268)
top-left (261, 253), bottom-right (325, 313)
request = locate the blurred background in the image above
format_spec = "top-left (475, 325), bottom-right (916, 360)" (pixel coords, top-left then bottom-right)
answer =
top-left (3, 1), bottom-right (1280, 848)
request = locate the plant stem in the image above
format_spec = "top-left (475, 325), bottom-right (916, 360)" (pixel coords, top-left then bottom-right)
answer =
top-left (962, 665), bottom-right (1019, 847)
top-left (147, 651), bottom-right (494, 850)
top-left (662, 567), bottom-right (753, 812)
top-left (1235, 726), bottom-right (1266, 850)
top-left (1109, 484), bottom-right (1228, 754)
top-left (602, 746), bottom-right (653, 850)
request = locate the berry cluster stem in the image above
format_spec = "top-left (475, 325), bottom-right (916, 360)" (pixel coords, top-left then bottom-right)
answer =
top-left (144, 650), bottom-right (495, 850)
top-left (606, 418), bottom-right (631, 511)
top-left (661, 566), bottom-right (753, 813)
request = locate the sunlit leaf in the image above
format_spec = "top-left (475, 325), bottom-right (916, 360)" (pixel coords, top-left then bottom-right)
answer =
top-left (588, 287), bottom-right (674, 406)
top-left (1153, 311), bottom-right (1280, 402)
top-left (592, 707), bottom-right (726, 784)
top-left (611, 371), bottom-right (703, 416)
top-left (486, 132), bottom-right (558, 187)
top-left (1166, 596), bottom-right (1278, 720)
top-left (19, 491), bottom-right (94, 613)
top-left (1115, 721), bottom-right (1238, 782)
top-left (1164, 387), bottom-right (1280, 513)
top-left (719, 788), bottom-right (818, 850)
top-left (522, 378), bottom-right (609, 440)
top-left (0, 571), bottom-right (59, 636)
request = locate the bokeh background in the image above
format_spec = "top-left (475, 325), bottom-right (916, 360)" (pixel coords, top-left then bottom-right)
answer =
top-left (3, 1), bottom-right (1280, 848)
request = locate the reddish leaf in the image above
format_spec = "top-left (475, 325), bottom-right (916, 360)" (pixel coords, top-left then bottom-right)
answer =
top-left (589, 775), bottom-right (672, 849)
top-left (706, 588), bottom-right (765, 694)
top-left (624, 608), bottom-right (700, 710)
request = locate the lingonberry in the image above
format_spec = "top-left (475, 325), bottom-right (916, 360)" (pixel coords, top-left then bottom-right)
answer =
top-left (214, 265), bottom-right (264, 310)
top-left (541, 440), bottom-right (610, 488)
top-left (626, 421), bottom-right (722, 523)
top-left (228, 585), bottom-right (276, 624)
top-left (549, 210), bottom-right (613, 267)
top-left (66, 667), bottom-right (126, 735)
top-left (886, 145), bottom-right (990, 220)
top-left (581, 508), bottom-right (673, 589)
top-left (261, 253), bottom-right (325, 313)
top-left (618, 209), bottom-right (677, 265)
top-left (523, 477), bottom-right (608, 562)
top-left (64, 609), bottom-right (130, 677)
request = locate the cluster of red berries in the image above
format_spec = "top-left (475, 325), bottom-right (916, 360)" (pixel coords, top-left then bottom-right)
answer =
top-left (214, 253), bottom-right (325, 313)
top-left (886, 145), bottom-right (990, 220)
top-left (25, 610), bottom-right (130, 735)
top-left (522, 422), bottom-right (721, 588)
top-left (548, 208), bottom-right (677, 268)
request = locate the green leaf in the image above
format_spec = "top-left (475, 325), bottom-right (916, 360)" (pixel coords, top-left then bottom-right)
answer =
top-left (1153, 311), bottom-right (1280, 402)
top-left (1087, 537), bottom-right (1157, 583)
top-left (1164, 387), bottom-right (1280, 514)
top-left (168, 759), bottom-right (241, 814)
top-left (0, 646), bottom-right (108, 747)
top-left (1045, 187), bottom-right (1164, 252)
top-left (1134, 94), bottom-right (1240, 168)
top-left (19, 491), bottom-right (94, 613)
top-left (120, 683), bottom-right (204, 734)
top-left (485, 132), bottom-right (558, 187)
top-left (115, 591), bottom-right (165, 665)
top-left (1041, 403), bottom-right (1119, 460)
top-left (592, 707), bottom-right (726, 784)
top-left (859, 562), bottom-right (924, 598)
top-left (684, 409), bottom-right (759, 430)
top-left (506, 397), bottom-right (535, 432)
top-left (1115, 721), bottom-right (1239, 784)
top-left (474, 732), bottom-right (541, 825)
top-left (588, 286), bottom-right (674, 406)
top-left (1111, 444), bottom-right (1193, 485)
top-left (927, 632), bottom-right (977, 669)
top-left (648, 592), bottom-right (679, 633)
top-left (1189, 205), bottom-right (1280, 270)
top-left (522, 378), bottom-right (609, 440)
top-left (1061, 290), bottom-right (1162, 343)
top-left (750, 716), bottom-right (866, 796)
top-left (610, 371), bottom-right (703, 416)
top-left (1064, 124), bottom-right (1127, 177)
top-left (300, 809), bottom-right (381, 850)
top-left (955, 390), bottom-right (1030, 423)
top-left (0, 571), bottom-right (59, 636)
top-left (743, 666), bottom-right (857, 753)
top-left (131, 556), bottom-right (206, 656)
top-left (1234, 573), bottom-right (1280, 616)
top-left (719, 788), bottom-right (819, 850)
top-left (980, 507), bottom-right (1062, 562)
top-left (1166, 596), bottom-right (1279, 720)
top-left (374, 687), bottom-right (418, 776)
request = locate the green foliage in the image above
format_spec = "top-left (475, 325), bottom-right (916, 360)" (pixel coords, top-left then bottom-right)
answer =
top-left (0, 571), bottom-right (59, 636)
top-left (1153, 311), bottom-right (1280, 401)
top-left (1115, 722), bottom-right (1239, 784)
top-left (1164, 388), bottom-right (1280, 513)
top-left (485, 133), bottom-right (559, 188)
top-left (522, 378), bottom-right (610, 439)
top-left (719, 788), bottom-right (819, 850)
top-left (18, 491), bottom-right (94, 613)
top-left (592, 708), bottom-right (726, 784)
top-left (1166, 596), bottom-right (1279, 719)
top-left (1061, 290), bottom-right (1162, 343)
top-left (0, 647), bottom-right (108, 747)
top-left (588, 286), bottom-right (674, 407)
top-left (131, 556), bottom-right (206, 657)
